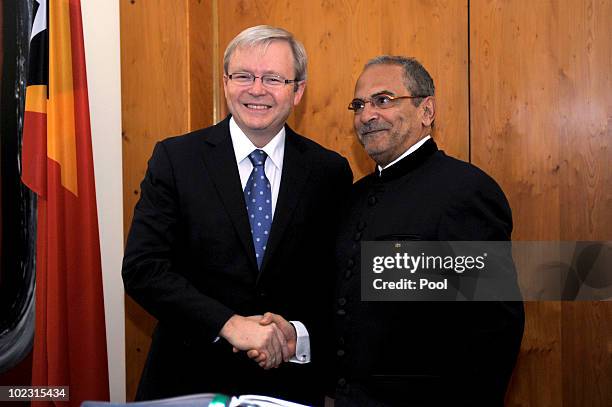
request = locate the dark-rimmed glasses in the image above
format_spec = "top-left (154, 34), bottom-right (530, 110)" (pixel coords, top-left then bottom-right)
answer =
top-left (348, 94), bottom-right (429, 113)
top-left (227, 72), bottom-right (298, 88)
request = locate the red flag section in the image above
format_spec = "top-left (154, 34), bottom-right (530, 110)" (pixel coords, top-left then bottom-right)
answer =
top-left (22, 0), bottom-right (110, 405)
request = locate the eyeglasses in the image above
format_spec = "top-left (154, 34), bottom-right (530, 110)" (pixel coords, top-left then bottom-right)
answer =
top-left (348, 94), bottom-right (429, 113)
top-left (227, 72), bottom-right (298, 88)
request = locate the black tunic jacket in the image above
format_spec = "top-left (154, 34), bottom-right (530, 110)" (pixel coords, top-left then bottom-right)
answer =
top-left (332, 139), bottom-right (524, 407)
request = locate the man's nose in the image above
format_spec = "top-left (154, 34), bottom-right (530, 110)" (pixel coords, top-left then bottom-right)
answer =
top-left (359, 102), bottom-right (379, 123)
top-left (248, 78), bottom-right (267, 95)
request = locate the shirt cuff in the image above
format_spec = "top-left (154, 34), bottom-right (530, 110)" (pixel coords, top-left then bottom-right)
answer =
top-left (289, 320), bottom-right (310, 364)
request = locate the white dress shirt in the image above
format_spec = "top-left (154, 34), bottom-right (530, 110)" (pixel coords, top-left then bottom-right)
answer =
top-left (228, 118), bottom-right (310, 364)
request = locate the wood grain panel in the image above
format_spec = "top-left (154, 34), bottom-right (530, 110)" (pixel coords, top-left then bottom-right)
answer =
top-left (562, 302), bottom-right (612, 406)
top-left (121, 0), bottom-right (190, 232)
top-left (218, 0), bottom-right (469, 180)
top-left (556, 1), bottom-right (612, 405)
top-left (471, 1), bottom-right (612, 406)
top-left (120, 0), bottom-right (190, 400)
top-left (188, 0), bottom-right (215, 130)
top-left (506, 302), bottom-right (562, 407)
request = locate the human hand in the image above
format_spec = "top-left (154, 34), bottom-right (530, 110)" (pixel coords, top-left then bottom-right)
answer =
top-left (245, 312), bottom-right (297, 367)
top-left (230, 316), bottom-right (264, 354)
top-left (220, 314), bottom-right (288, 369)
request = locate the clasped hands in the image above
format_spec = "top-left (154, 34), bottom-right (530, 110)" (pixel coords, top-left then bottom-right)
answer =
top-left (219, 312), bottom-right (296, 369)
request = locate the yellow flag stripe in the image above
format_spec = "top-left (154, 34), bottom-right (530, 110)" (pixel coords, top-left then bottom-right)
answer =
top-left (25, 85), bottom-right (48, 114)
top-left (47, 0), bottom-right (78, 196)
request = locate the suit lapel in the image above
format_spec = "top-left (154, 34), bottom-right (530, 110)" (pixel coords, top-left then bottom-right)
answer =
top-left (260, 127), bottom-right (311, 274)
top-left (199, 117), bottom-right (258, 271)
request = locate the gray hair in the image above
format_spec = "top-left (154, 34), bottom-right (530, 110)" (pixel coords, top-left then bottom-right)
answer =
top-left (365, 56), bottom-right (435, 106)
top-left (224, 25), bottom-right (307, 82)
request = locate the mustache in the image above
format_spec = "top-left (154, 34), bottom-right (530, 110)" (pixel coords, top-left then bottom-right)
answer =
top-left (357, 122), bottom-right (391, 136)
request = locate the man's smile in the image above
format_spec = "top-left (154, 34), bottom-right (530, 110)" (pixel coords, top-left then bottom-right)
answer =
top-left (361, 129), bottom-right (387, 136)
top-left (243, 103), bottom-right (272, 110)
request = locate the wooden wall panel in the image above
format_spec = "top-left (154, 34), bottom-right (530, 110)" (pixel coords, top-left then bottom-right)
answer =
top-left (470, 1), bottom-right (612, 406)
top-left (218, 0), bottom-right (469, 180)
top-left (120, 0), bottom-right (214, 400)
top-left (121, 0), bottom-right (190, 235)
top-left (188, 0), bottom-right (215, 131)
top-left (556, 1), bottom-right (612, 404)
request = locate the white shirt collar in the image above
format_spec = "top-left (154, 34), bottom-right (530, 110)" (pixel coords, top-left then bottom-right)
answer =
top-left (229, 117), bottom-right (285, 170)
top-left (378, 135), bottom-right (432, 174)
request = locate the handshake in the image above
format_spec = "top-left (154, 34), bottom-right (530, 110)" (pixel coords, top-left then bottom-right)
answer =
top-left (219, 312), bottom-right (297, 369)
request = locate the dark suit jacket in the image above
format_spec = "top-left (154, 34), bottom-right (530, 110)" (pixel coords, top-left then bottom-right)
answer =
top-left (332, 139), bottom-right (524, 407)
top-left (122, 116), bottom-right (352, 404)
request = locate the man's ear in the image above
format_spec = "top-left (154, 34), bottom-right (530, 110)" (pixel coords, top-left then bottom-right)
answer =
top-left (293, 81), bottom-right (306, 106)
top-left (421, 96), bottom-right (435, 127)
top-left (222, 74), bottom-right (229, 100)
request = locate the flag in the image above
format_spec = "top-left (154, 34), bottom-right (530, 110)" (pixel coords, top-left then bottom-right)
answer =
top-left (22, 0), bottom-right (110, 405)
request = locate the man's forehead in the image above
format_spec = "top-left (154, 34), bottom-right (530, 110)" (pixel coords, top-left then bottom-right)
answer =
top-left (355, 64), bottom-right (406, 96)
top-left (230, 41), bottom-right (288, 61)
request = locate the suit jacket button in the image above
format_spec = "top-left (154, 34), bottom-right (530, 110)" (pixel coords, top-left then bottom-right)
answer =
top-left (337, 297), bottom-right (347, 306)
top-left (357, 221), bottom-right (366, 231)
top-left (336, 309), bottom-right (346, 316)
top-left (258, 292), bottom-right (266, 298)
top-left (353, 232), bottom-right (362, 241)
top-left (337, 349), bottom-right (345, 357)
top-left (347, 258), bottom-right (354, 268)
top-left (344, 269), bottom-right (352, 279)
top-left (368, 195), bottom-right (377, 206)
top-left (337, 378), bottom-right (347, 387)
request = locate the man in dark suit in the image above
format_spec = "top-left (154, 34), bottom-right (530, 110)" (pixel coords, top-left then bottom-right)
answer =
top-left (122, 25), bottom-right (352, 404)
top-left (330, 56), bottom-right (524, 406)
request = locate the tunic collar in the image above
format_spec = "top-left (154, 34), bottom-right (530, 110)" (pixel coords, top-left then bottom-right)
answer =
top-left (374, 138), bottom-right (439, 182)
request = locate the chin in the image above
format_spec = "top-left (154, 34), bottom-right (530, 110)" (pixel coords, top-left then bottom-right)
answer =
top-left (244, 120), bottom-right (272, 130)
top-left (236, 114), bottom-right (273, 130)
top-left (364, 142), bottom-right (387, 158)
top-left (365, 148), bottom-right (391, 165)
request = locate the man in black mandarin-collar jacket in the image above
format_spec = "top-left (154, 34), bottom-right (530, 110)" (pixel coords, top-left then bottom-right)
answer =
top-left (331, 56), bottom-right (524, 406)
top-left (122, 26), bottom-right (352, 405)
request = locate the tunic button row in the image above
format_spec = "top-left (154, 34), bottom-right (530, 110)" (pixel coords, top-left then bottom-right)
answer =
top-left (345, 257), bottom-right (355, 279)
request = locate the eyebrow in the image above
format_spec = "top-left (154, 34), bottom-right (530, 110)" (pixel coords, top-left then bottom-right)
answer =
top-left (231, 68), bottom-right (285, 77)
top-left (371, 90), bottom-right (397, 97)
top-left (354, 90), bottom-right (397, 99)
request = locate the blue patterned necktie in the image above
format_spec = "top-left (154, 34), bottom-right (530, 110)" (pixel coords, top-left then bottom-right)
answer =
top-left (244, 149), bottom-right (272, 269)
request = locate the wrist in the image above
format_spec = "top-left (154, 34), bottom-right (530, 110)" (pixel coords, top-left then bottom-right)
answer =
top-left (288, 322), bottom-right (298, 342)
top-left (219, 314), bottom-right (240, 339)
